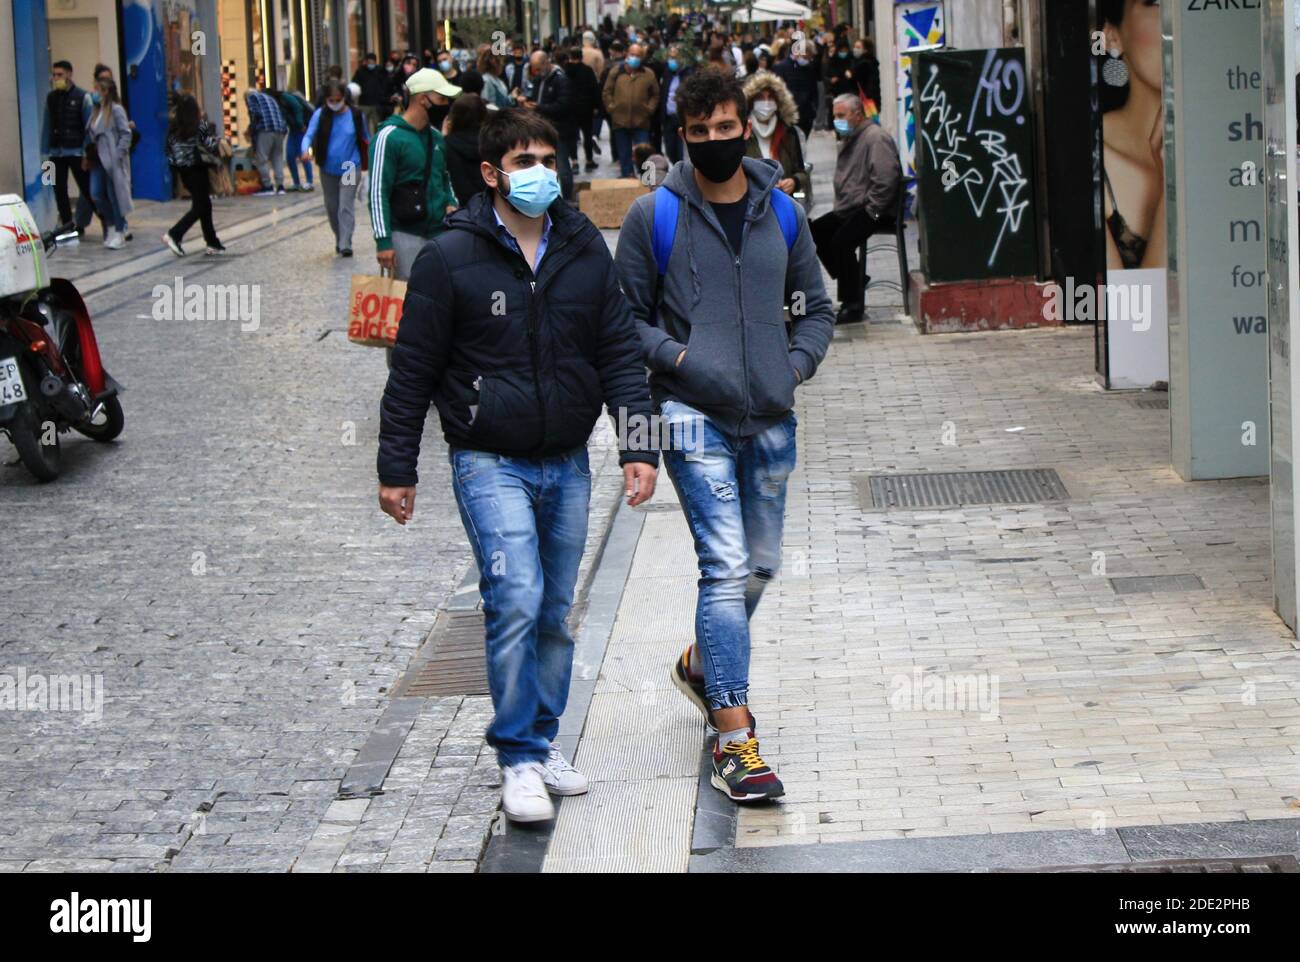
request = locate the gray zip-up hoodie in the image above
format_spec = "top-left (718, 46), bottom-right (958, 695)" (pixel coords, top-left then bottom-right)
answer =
top-left (614, 157), bottom-right (835, 438)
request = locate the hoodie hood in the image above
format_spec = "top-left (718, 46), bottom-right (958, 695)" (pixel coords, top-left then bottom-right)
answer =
top-left (660, 156), bottom-right (783, 311)
top-left (742, 70), bottom-right (800, 129)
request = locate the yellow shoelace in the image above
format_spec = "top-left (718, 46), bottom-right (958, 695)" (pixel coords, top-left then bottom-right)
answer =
top-left (724, 738), bottom-right (766, 772)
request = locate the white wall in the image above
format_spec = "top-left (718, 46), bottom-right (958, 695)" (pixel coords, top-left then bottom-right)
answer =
top-left (46, 0), bottom-right (118, 81)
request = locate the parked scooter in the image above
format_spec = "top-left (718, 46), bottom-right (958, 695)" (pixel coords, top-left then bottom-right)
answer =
top-left (0, 195), bottom-right (124, 481)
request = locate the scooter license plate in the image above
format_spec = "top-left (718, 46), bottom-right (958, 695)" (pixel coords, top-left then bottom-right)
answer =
top-left (0, 356), bottom-right (27, 405)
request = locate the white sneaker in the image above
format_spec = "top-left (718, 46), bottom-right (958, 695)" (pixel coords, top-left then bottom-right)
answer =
top-left (501, 762), bottom-right (555, 823)
top-left (542, 742), bottom-right (589, 796)
top-left (103, 229), bottom-right (124, 250)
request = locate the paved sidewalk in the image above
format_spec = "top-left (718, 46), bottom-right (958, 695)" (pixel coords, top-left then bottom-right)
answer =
top-left (533, 131), bottom-right (1300, 871)
top-left (544, 323), bottom-right (1300, 869)
top-left (737, 322), bottom-right (1299, 850)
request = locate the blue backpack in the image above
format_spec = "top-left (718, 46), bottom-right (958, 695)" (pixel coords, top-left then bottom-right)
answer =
top-left (650, 186), bottom-right (799, 276)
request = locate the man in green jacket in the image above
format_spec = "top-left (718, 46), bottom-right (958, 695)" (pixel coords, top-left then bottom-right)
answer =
top-left (369, 67), bottom-right (460, 280)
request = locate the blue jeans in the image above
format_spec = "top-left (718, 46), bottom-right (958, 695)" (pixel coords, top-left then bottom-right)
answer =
top-left (286, 128), bottom-right (314, 187)
top-left (450, 447), bottom-right (591, 767)
top-left (89, 162), bottom-right (127, 232)
top-left (661, 400), bottom-right (797, 710)
top-left (612, 127), bottom-right (650, 177)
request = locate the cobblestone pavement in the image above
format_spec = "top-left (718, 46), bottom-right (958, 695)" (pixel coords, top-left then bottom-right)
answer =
top-left (737, 322), bottom-right (1300, 847)
top-left (0, 189), bottom-right (622, 872)
top-left (541, 130), bottom-right (1300, 867)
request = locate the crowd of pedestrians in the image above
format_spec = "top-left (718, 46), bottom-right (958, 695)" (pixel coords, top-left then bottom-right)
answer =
top-left (42, 14), bottom-right (902, 823)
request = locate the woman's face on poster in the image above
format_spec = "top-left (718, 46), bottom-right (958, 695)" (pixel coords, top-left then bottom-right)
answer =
top-left (1107, 0), bottom-right (1162, 94)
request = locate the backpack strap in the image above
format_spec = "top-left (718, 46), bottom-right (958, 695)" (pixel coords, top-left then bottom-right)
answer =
top-left (652, 187), bottom-right (679, 276)
top-left (769, 188), bottom-right (799, 251)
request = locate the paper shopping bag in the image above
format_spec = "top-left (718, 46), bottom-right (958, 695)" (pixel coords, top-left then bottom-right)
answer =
top-left (347, 270), bottom-right (407, 347)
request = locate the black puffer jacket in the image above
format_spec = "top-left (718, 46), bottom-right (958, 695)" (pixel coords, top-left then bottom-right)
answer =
top-left (378, 192), bottom-right (657, 486)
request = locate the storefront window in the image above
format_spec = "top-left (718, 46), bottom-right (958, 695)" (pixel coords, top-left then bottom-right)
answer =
top-left (249, 0), bottom-right (268, 88)
top-left (391, 0), bottom-right (409, 54)
top-left (165, 7), bottom-right (202, 111)
top-left (278, 0), bottom-right (299, 90)
top-left (347, 0), bottom-right (365, 75)
top-left (321, 0), bottom-right (336, 78)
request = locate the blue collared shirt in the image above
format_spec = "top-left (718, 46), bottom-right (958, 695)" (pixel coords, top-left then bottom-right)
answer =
top-left (492, 204), bottom-right (552, 274)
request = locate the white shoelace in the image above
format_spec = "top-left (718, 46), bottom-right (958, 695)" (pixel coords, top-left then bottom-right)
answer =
top-left (545, 744), bottom-right (576, 775)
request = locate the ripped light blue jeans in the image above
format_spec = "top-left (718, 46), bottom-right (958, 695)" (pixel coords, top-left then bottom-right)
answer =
top-left (660, 400), bottom-right (797, 711)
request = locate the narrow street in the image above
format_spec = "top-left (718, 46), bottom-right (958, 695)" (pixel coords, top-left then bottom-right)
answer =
top-left (0, 187), bottom-right (622, 872)
top-left (4, 130), bottom-right (1300, 876)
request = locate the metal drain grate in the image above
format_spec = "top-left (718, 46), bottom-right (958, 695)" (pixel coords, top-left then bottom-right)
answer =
top-left (1110, 574), bottom-right (1205, 595)
top-left (392, 609), bottom-right (488, 697)
top-left (857, 468), bottom-right (1069, 510)
top-left (1015, 855), bottom-right (1299, 874)
top-left (1133, 397), bottom-right (1170, 410)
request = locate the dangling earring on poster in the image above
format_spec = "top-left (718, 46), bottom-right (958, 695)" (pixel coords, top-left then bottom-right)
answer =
top-left (1102, 47), bottom-right (1130, 87)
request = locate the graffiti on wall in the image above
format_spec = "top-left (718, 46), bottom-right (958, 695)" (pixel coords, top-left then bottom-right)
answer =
top-left (895, 0), bottom-right (947, 209)
top-left (914, 48), bottom-right (1038, 283)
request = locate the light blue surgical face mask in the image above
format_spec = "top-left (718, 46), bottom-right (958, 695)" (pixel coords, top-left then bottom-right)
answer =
top-left (438, 60), bottom-right (453, 73)
top-left (498, 163), bottom-right (560, 218)
top-left (834, 118), bottom-right (852, 136)
top-left (667, 59), bottom-right (679, 72)
top-left (626, 56), bottom-right (642, 69)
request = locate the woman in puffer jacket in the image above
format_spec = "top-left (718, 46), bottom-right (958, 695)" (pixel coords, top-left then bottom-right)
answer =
top-left (742, 70), bottom-right (811, 203)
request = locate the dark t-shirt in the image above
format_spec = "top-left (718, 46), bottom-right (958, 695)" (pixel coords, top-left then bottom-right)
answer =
top-left (710, 198), bottom-right (747, 255)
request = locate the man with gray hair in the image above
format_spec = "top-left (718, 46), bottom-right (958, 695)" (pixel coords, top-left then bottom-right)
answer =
top-left (811, 93), bottom-right (902, 324)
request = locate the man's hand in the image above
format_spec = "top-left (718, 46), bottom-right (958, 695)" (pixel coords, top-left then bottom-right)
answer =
top-left (623, 463), bottom-right (657, 507)
top-left (445, 203), bottom-right (457, 214)
top-left (376, 248), bottom-right (396, 271)
top-left (379, 485), bottom-right (417, 524)
top-left (778, 177), bottom-right (796, 194)
top-left (675, 349), bottom-right (686, 367)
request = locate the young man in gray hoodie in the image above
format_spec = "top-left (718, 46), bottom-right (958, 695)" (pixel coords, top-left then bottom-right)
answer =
top-left (614, 71), bottom-right (835, 804)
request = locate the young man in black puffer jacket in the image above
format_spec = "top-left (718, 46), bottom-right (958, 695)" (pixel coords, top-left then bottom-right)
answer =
top-left (377, 109), bottom-right (658, 824)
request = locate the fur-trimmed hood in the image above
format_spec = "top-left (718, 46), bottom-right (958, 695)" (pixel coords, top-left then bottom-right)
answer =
top-left (743, 70), bottom-right (799, 128)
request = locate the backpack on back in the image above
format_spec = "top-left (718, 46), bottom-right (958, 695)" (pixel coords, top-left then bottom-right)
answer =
top-left (650, 185), bottom-right (798, 277)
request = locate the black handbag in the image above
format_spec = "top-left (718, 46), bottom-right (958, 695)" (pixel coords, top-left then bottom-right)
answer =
top-left (391, 129), bottom-right (433, 226)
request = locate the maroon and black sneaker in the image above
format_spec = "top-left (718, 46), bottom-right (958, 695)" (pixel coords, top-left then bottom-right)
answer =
top-left (670, 646), bottom-right (755, 734)
top-left (711, 733), bottom-right (784, 803)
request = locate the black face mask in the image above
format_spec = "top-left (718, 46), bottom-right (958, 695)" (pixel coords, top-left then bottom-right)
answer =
top-left (686, 134), bottom-right (747, 184)
top-left (427, 101), bottom-right (450, 129)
